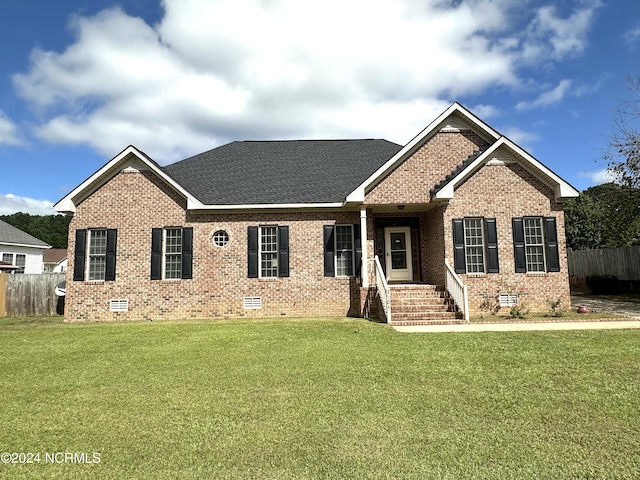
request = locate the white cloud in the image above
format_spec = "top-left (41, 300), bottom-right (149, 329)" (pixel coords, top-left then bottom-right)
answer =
top-left (12, 0), bottom-right (603, 163)
top-left (0, 194), bottom-right (57, 215)
top-left (0, 111), bottom-right (24, 146)
top-left (522, 0), bottom-right (603, 63)
top-left (578, 168), bottom-right (617, 185)
top-left (516, 75), bottom-right (606, 111)
top-left (516, 79), bottom-right (573, 110)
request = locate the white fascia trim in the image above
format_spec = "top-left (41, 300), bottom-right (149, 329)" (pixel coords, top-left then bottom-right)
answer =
top-left (433, 137), bottom-right (580, 201)
top-left (346, 102), bottom-right (501, 203)
top-left (53, 146), bottom-right (196, 214)
top-left (0, 242), bottom-right (51, 249)
top-left (187, 200), bottom-right (346, 211)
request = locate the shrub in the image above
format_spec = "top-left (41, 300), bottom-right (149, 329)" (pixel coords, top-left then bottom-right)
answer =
top-left (509, 302), bottom-right (529, 319)
top-left (545, 298), bottom-right (566, 317)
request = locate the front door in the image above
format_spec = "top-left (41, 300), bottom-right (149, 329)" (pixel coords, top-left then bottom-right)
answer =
top-left (384, 227), bottom-right (413, 282)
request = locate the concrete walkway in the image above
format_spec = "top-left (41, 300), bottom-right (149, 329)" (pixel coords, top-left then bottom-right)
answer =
top-left (393, 320), bottom-right (640, 333)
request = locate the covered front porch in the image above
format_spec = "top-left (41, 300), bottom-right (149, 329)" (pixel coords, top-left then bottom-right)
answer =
top-left (356, 206), bottom-right (469, 325)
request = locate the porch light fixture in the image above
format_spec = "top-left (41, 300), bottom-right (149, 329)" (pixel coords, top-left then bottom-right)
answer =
top-left (397, 205), bottom-right (405, 210)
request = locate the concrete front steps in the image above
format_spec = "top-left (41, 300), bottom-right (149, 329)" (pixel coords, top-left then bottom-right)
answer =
top-left (389, 284), bottom-right (465, 326)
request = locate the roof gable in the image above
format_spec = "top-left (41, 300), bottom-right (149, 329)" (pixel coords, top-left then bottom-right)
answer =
top-left (0, 220), bottom-right (50, 248)
top-left (346, 103), bottom-right (501, 202)
top-left (432, 137), bottom-right (579, 201)
top-left (54, 146), bottom-right (197, 214)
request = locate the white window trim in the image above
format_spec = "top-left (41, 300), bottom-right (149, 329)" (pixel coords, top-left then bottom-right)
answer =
top-left (258, 225), bottom-right (278, 279)
top-left (463, 218), bottom-right (486, 274)
top-left (334, 224), bottom-right (355, 277)
top-left (523, 217), bottom-right (546, 273)
top-left (162, 227), bottom-right (183, 280)
top-left (86, 229), bottom-right (107, 282)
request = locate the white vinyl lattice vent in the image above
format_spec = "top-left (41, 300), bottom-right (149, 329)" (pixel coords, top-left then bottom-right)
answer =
top-left (109, 299), bottom-right (129, 312)
top-left (499, 294), bottom-right (519, 307)
top-left (243, 296), bottom-right (262, 309)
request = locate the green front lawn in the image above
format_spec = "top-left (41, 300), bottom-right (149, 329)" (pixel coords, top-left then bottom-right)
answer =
top-left (1, 317), bottom-right (639, 479)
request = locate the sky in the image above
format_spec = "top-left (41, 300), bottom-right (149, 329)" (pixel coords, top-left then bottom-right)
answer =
top-left (0, 0), bottom-right (639, 215)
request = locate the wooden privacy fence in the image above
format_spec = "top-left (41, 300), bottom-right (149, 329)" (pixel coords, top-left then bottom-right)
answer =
top-left (567, 246), bottom-right (640, 281)
top-left (0, 273), bottom-right (66, 317)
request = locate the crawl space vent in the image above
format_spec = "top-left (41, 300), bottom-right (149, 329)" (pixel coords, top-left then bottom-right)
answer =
top-left (109, 299), bottom-right (129, 312)
top-left (243, 296), bottom-right (262, 309)
top-left (499, 294), bottom-right (519, 307)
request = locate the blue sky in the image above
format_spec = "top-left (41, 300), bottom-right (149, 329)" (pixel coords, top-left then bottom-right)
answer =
top-left (0, 0), bottom-right (639, 215)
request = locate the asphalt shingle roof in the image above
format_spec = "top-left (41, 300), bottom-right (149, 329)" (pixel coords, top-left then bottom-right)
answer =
top-left (0, 220), bottom-right (50, 248)
top-left (162, 139), bottom-right (403, 205)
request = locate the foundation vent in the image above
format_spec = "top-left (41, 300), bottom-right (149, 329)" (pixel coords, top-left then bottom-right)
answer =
top-left (243, 296), bottom-right (262, 309)
top-left (499, 294), bottom-right (519, 307)
top-left (109, 299), bottom-right (129, 312)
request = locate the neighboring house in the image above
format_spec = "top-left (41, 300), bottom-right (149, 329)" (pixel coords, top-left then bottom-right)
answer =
top-left (43, 248), bottom-right (68, 273)
top-left (54, 103), bottom-right (579, 323)
top-left (0, 220), bottom-right (51, 274)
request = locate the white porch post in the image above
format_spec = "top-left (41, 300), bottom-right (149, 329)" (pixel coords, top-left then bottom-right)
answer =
top-left (360, 207), bottom-right (368, 288)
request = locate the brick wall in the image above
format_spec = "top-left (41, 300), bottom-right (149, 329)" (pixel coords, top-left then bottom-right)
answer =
top-left (443, 161), bottom-right (571, 314)
top-left (65, 168), bottom-right (361, 322)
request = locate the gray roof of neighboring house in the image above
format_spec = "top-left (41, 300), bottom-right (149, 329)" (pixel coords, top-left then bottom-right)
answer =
top-left (0, 220), bottom-right (50, 248)
top-left (163, 139), bottom-right (403, 205)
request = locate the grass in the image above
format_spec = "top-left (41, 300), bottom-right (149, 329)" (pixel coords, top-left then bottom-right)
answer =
top-left (0, 316), bottom-right (639, 479)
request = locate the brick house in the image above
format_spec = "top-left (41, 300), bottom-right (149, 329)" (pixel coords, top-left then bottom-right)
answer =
top-left (54, 103), bottom-right (579, 323)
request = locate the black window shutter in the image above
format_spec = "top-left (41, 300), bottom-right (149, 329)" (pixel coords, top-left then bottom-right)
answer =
top-left (181, 227), bottom-right (193, 279)
top-left (105, 229), bottom-right (117, 281)
top-left (73, 229), bottom-right (87, 281)
top-left (323, 225), bottom-right (335, 277)
top-left (544, 217), bottom-right (560, 272)
top-left (247, 226), bottom-right (259, 278)
top-left (353, 224), bottom-right (362, 276)
top-left (150, 228), bottom-right (163, 280)
top-left (512, 218), bottom-right (526, 273)
top-left (485, 218), bottom-right (499, 273)
top-left (278, 226), bottom-right (289, 277)
top-left (452, 219), bottom-right (466, 274)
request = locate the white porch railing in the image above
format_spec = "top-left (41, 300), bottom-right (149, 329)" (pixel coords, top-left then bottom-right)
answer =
top-left (444, 259), bottom-right (469, 323)
top-left (371, 256), bottom-right (391, 323)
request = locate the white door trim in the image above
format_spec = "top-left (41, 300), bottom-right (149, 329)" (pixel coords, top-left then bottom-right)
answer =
top-left (384, 226), bottom-right (413, 282)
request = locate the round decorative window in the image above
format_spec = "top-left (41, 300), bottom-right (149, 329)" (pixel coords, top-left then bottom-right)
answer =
top-left (213, 230), bottom-right (229, 247)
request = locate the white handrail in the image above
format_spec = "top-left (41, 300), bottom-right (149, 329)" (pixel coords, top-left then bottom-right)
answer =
top-left (444, 259), bottom-right (469, 323)
top-left (372, 256), bottom-right (391, 323)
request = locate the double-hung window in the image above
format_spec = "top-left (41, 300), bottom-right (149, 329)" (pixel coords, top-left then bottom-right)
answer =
top-left (463, 218), bottom-right (485, 274)
top-left (164, 228), bottom-right (183, 279)
top-left (73, 229), bottom-right (117, 281)
top-left (260, 226), bottom-right (279, 278)
top-left (452, 218), bottom-right (499, 274)
top-left (335, 225), bottom-right (354, 277)
top-left (151, 227), bottom-right (193, 280)
top-left (512, 217), bottom-right (560, 273)
top-left (247, 225), bottom-right (289, 278)
top-left (88, 229), bottom-right (108, 281)
top-left (523, 218), bottom-right (545, 272)
top-left (323, 224), bottom-right (362, 277)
